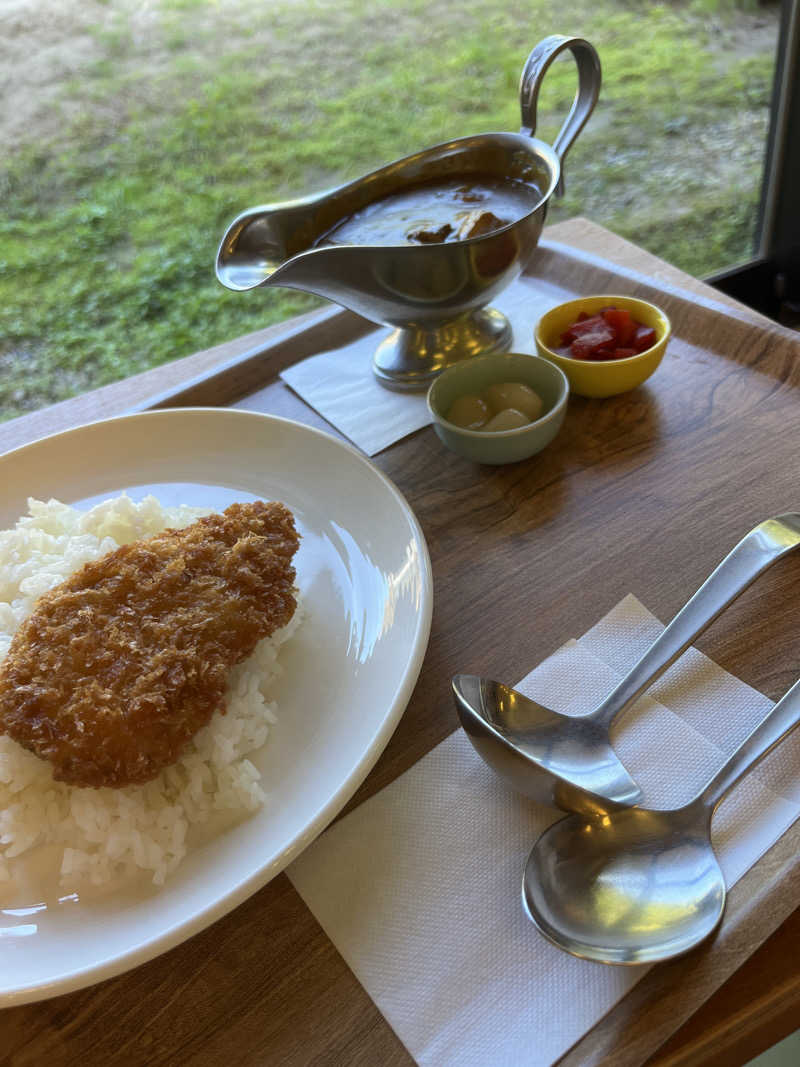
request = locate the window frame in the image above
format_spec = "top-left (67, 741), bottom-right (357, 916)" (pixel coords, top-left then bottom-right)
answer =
top-left (709, 0), bottom-right (800, 323)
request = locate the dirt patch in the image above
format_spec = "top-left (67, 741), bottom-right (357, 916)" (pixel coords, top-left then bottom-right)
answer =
top-left (1, 1), bottom-right (115, 149)
top-left (0, 0), bottom-right (287, 151)
top-left (0, 0), bottom-right (220, 150)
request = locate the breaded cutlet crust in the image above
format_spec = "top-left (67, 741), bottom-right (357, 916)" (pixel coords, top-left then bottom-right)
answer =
top-left (0, 501), bottom-right (299, 789)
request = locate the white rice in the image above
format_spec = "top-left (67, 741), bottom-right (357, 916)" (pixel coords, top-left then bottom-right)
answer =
top-left (0, 495), bottom-right (300, 888)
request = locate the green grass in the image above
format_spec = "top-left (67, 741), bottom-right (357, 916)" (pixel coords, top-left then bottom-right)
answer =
top-left (0, 0), bottom-right (777, 418)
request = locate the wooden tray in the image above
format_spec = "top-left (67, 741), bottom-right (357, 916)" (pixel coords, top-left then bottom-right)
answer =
top-left (2, 219), bottom-right (799, 1066)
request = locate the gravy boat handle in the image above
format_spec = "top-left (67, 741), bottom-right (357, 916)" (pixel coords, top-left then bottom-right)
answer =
top-left (592, 514), bottom-right (800, 730)
top-left (518, 35), bottom-right (602, 197)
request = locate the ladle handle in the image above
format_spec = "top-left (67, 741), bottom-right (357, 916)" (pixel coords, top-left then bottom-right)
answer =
top-left (593, 514), bottom-right (800, 730)
top-left (519, 35), bottom-right (601, 197)
top-left (700, 676), bottom-right (800, 811)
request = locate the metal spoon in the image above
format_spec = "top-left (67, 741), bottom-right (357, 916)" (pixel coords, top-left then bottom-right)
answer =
top-left (522, 675), bottom-right (800, 964)
top-left (453, 514), bottom-right (800, 814)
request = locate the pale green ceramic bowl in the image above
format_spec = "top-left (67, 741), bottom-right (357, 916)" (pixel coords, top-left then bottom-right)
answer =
top-left (426, 352), bottom-right (569, 465)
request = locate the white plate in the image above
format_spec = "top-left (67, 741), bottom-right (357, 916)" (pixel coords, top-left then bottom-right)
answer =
top-left (0, 408), bottom-right (433, 1005)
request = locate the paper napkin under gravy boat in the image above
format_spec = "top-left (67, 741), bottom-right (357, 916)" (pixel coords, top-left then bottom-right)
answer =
top-left (288, 595), bottom-right (800, 1067)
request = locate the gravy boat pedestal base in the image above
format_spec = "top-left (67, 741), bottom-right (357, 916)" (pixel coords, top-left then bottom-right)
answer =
top-left (373, 308), bottom-right (512, 390)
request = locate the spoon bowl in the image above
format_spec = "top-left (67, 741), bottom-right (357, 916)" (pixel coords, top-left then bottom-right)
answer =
top-left (522, 676), bottom-right (800, 964)
top-left (523, 803), bottom-right (723, 964)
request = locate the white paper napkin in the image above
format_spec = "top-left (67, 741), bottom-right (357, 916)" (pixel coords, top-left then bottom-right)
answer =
top-left (279, 273), bottom-right (573, 455)
top-left (287, 596), bottom-right (800, 1066)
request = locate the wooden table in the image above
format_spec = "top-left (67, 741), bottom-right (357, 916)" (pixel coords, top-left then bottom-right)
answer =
top-left (1, 219), bottom-right (799, 1066)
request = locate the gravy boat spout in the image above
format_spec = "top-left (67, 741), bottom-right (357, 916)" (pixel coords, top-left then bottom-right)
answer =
top-left (216, 194), bottom-right (340, 295)
top-left (215, 35), bottom-right (602, 390)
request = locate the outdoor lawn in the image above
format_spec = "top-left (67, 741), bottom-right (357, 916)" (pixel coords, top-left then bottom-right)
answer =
top-left (0, 0), bottom-right (779, 420)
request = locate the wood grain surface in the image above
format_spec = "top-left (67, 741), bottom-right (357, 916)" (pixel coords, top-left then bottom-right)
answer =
top-left (1, 219), bottom-right (798, 1067)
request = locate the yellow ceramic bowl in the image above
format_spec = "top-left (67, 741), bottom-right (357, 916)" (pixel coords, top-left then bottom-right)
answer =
top-left (534, 295), bottom-right (671, 399)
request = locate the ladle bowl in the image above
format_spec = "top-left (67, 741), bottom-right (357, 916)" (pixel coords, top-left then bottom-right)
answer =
top-left (522, 676), bottom-right (800, 964)
top-left (216, 35), bottom-right (601, 390)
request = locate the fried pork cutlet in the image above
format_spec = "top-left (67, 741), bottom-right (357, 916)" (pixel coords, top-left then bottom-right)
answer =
top-left (0, 501), bottom-right (299, 789)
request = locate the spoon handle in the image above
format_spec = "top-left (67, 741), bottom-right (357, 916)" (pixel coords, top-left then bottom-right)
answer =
top-left (593, 514), bottom-right (800, 729)
top-left (699, 677), bottom-right (800, 811)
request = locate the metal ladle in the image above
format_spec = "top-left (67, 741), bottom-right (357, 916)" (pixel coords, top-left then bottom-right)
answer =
top-left (522, 675), bottom-right (800, 964)
top-left (453, 514), bottom-right (800, 814)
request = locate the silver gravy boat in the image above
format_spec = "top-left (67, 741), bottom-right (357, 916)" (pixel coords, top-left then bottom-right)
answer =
top-left (216, 34), bottom-right (601, 390)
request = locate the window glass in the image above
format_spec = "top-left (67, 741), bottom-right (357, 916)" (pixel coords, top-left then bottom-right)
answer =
top-left (0, 0), bottom-right (781, 419)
